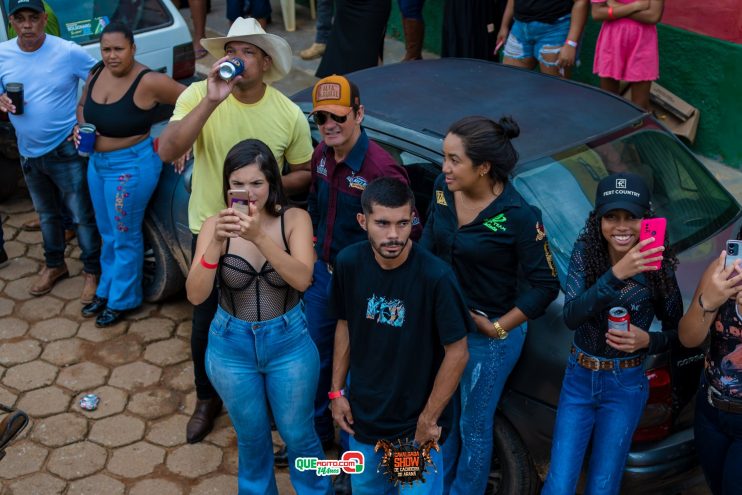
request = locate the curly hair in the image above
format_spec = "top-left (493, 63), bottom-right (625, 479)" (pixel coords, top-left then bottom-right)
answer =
top-left (577, 210), bottom-right (679, 301)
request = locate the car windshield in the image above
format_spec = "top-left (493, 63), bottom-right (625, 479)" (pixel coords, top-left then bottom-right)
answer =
top-left (513, 128), bottom-right (739, 285)
top-left (4, 0), bottom-right (171, 44)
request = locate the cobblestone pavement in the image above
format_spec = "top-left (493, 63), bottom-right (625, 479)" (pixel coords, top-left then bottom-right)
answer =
top-left (0, 194), bottom-right (298, 494)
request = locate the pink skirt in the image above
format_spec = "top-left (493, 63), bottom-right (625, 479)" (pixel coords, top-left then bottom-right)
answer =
top-left (593, 18), bottom-right (659, 82)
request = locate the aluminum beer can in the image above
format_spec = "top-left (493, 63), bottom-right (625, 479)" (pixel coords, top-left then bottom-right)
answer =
top-left (608, 307), bottom-right (630, 332)
top-left (80, 394), bottom-right (100, 411)
top-left (218, 58), bottom-right (245, 80)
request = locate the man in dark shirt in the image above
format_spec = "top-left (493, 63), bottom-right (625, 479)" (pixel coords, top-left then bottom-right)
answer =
top-left (329, 178), bottom-right (470, 494)
top-left (303, 75), bottom-right (421, 470)
top-left (498, 0), bottom-right (589, 78)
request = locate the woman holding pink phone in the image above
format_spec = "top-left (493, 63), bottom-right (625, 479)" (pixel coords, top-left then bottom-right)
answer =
top-left (542, 172), bottom-right (682, 495)
top-left (679, 234), bottom-right (742, 495)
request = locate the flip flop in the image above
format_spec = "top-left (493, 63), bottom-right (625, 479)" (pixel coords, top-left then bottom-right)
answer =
top-left (195, 48), bottom-right (208, 60)
top-left (0, 405), bottom-right (29, 460)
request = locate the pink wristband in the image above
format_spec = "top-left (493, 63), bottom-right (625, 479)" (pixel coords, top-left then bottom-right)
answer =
top-left (565, 40), bottom-right (578, 48)
top-left (200, 256), bottom-right (218, 270)
top-left (328, 389), bottom-right (345, 400)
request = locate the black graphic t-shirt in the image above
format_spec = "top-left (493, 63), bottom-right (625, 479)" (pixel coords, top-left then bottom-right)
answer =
top-left (706, 299), bottom-right (742, 399)
top-left (330, 241), bottom-right (472, 445)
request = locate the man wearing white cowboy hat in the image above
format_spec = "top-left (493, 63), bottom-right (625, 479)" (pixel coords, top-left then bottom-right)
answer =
top-left (158, 17), bottom-right (314, 445)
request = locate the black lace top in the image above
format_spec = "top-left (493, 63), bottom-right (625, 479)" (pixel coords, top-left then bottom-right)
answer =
top-left (217, 212), bottom-right (300, 321)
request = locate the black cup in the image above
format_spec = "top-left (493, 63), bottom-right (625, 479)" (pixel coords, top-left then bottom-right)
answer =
top-left (6, 83), bottom-right (24, 115)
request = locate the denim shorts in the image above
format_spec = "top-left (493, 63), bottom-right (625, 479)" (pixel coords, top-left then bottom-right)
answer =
top-left (503, 15), bottom-right (571, 66)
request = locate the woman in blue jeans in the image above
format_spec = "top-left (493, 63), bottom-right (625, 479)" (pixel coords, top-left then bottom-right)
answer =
top-left (186, 139), bottom-right (330, 495)
top-left (421, 116), bottom-right (560, 494)
top-left (542, 173), bottom-right (682, 495)
top-left (679, 227), bottom-right (742, 495)
top-left (77, 22), bottom-right (185, 326)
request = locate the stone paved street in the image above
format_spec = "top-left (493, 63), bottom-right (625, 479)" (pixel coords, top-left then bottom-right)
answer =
top-left (0, 193), bottom-right (299, 494)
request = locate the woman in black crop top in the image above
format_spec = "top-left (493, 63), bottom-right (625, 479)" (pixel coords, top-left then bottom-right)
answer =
top-left (75, 22), bottom-right (185, 327)
top-left (185, 139), bottom-right (330, 495)
top-left (679, 227), bottom-right (742, 495)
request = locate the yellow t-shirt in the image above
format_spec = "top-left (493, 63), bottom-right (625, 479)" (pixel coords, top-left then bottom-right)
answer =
top-left (170, 81), bottom-right (313, 233)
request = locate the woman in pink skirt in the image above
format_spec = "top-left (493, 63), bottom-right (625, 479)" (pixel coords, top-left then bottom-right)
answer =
top-left (591, 0), bottom-right (664, 110)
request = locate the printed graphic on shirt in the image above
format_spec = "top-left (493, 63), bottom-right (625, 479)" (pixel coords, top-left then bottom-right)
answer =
top-left (483, 213), bottom-right (507, 233)
top-left (535, 222), bottom-right (546, 241)
top-left (366, 294), bottom-right (406, 327)
top-left (709, 308), bottom-right (742, 397)
top-left (436, 190), bottom-right (447, 206)
top-left (316, 156), bottom-right (328, 177)
top-left (375, 438), bottom-right (439, 487)
top-left (543, 240), bottom-right (557, 278)
top-left (347, 174), bottom-right (368, 191)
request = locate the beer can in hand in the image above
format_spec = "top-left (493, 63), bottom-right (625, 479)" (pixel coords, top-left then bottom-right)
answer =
top-left (218, 58), bottom-right (245, 80)
top-left (608, 307), bottom-right (630, 332)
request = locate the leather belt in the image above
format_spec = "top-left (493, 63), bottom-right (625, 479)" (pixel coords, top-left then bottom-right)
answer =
top-left (570, 346), bottom-right (643, 371)
top-left (707, 385), bottom-right (742, 414)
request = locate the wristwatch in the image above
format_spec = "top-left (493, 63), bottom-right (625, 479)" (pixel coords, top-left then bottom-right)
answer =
top-left (492, 321), bottom-right (508, 340)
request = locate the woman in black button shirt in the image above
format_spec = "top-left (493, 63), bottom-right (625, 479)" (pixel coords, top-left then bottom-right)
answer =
top-left (542, 173), bottom-right (682, 495)
top-left (421, 115), bottom-right (560, 494)
top-left (679, 228), bottom-right (742, 495)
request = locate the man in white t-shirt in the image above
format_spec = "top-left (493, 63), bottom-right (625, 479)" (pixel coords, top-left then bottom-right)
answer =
top-left (0, 0), bottom-right (100, 302)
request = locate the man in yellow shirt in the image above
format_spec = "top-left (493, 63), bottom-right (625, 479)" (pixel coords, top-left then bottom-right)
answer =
top-left (158, 17), bottom-right (313, 444)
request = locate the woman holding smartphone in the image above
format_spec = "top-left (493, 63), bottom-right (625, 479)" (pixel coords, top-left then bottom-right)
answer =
top-left (541, 172), bottom-right (682, 495)
top-left (421, 115), bottom-right (560, 494)
top-left (678, 234), bottom-right (742, 495)
top-left (186, 139), bottom-right (330, 495)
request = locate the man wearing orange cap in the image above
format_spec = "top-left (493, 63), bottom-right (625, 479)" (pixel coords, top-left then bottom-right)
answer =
top-left (302, 75), bottom-right (420, 490)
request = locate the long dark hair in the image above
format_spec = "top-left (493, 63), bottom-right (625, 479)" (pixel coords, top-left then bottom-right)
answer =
top-left (577, 210), bottom-right (678, 300)
top-left (222, 139), bottom-right (286, 217)
top-left (446, 115), bottom-right (520, 184)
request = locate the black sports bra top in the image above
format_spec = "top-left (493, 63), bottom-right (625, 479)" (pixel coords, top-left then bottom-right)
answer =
top-left (83, 68), bottom-right (159, 138)
top-left (217, 211), bottom-right (301, 322)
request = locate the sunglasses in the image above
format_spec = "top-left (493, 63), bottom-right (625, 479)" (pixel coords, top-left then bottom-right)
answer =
top-left (312, 111), bottom-right (348, 125)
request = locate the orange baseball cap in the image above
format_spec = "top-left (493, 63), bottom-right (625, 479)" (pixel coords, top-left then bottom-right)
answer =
top-left (311, 75), bottom-right (361, 117)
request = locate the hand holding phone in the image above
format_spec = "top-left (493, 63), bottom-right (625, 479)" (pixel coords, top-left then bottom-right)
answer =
top-left (724, 240), bottom-right (742, 288)
top-left (639, 218), bottom-right (667, 270)
top-left (227, 189), bottom-right (250, 216)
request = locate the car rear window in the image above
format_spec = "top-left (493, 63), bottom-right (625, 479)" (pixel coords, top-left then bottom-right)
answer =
top-left (4, 0), bottom-right (172, 45)
top-left (513, 127), bottom-right (739, 284)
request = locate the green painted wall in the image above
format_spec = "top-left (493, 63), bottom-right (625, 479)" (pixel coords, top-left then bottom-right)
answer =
top-left (385, 1), bottom-right (742, 168)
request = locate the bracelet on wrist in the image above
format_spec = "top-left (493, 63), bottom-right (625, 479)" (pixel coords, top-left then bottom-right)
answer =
top-left (698, 293), bottom-right (719, 313)
top-left (200, 256), bottom-right (218, 270)
top-left (492, 321), bottom-right (508, 340)
top-left (565, 39), bottom-right (578, 48)
top-left (608, 6), bottom-right (615, 20)
top-left (328, 389), bottom-right (345, 400)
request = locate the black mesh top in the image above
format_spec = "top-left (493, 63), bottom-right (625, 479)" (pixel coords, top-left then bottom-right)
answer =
top-left (563, 242), bottom-right (682, 358)
top-left (217, 212), bottom-right (300, 321)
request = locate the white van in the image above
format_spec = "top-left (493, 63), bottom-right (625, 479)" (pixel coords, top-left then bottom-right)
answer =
top-left (0, 0), bottom-right (196, 200)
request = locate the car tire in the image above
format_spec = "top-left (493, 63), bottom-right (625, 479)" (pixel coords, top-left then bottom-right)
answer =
top-left (142, 217), bottom-right (184, 302)
top-left (485, 417), bottom-right (541, 495)
top-left (0, 157), bottom-right (22, 203)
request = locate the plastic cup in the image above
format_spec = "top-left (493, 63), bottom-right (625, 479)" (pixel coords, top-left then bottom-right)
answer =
top-left (5, 82), bottom-right (23, 115)
top-left (78, 124), bottom-right (97, 157)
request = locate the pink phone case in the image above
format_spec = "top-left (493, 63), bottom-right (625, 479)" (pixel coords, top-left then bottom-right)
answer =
top-left (227, 189), bottom-right (249, 214)
top-left (639, 218), bottom-right (667, 269)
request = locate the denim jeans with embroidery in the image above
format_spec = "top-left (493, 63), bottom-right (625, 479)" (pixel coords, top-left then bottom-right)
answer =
top-left (21, 138), bottom-right (100, 274)
top-left (87, 138), bottom-right (160, 310)
top-left (206, 303), bottom-right (331, 495)
top-left (443, 323), bottom-right (527, 495)
top-left (541, 347), bottom-right (649, 495)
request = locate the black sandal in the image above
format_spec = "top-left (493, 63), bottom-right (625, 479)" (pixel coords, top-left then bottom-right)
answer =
top-left (0, 404), bottom-right (29, 461)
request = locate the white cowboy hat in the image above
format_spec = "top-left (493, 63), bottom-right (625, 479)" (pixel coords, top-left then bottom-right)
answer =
top-left (200, 17), bottom-right (292, 83)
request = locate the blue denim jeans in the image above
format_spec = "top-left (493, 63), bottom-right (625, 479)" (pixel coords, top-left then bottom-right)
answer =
top-left (349, 436), bottom-right (444, 495)
top-left (503, 15), bottom-right (571, 67)
top-left (694, 377), bottom-right (742, 495)
top-left (315, 0), bottom-right (333, 44)
top-left (444, 323), bottom-right (527, 495)
top-left (205, 304), bottom-right (331, 495)
top-left (541, 347), bottom-right (649, 495)
top-left (305, 260), bottom-right (337, 444)
top-left (21, 138), bottom-right (100, 274)
top-left (88, 138), bottom-right (161, 310)
top-left (398, 0), bottom-right (425, 19)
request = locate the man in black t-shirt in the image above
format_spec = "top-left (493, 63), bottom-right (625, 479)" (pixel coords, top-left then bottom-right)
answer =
top-left (329, 178), bottom-right (471, 494)
top-left (498, 0), bottom-right (589, 78)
